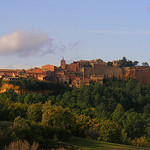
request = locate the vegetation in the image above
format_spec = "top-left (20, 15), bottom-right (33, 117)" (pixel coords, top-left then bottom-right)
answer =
top-left (142, 62), bottom-right (149, 66)
top-left (119, 57), bottom-right (139, 67)
top-left (67, 137), bottom-right (150, 150)
top-left (3, 77), bottom-right (70, 95)
top-left (5, 140), bottom-right (39, 150)
top-left (1, 78), bottom-right (150, 149)
top-left (107, 61), bottom-right (113, 66)
top-left (107, 57), bottom-right (139, 67)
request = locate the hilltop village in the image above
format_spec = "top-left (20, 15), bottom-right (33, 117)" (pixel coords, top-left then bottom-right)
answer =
top-left (0, 57), bottom-right (150, 87)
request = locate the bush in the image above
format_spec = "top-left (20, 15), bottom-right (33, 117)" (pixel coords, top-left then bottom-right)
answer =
top-left (4, 140), bottom-right (39, 150)
top-left (132, 137), bottom-right (149, 147)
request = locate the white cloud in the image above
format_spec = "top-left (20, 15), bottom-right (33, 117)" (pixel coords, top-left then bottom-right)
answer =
top-left (0, 30), bottom-right (54, 57)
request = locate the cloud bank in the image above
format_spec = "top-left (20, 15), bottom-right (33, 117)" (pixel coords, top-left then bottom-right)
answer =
top-left (0, 30), bottom-right (54, 57)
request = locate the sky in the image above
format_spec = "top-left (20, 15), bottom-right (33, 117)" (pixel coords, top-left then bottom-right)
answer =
top-left (0, 0), bottom-right (150, 68)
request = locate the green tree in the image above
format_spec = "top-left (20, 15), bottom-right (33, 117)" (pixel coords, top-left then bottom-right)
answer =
top-left (112, 104), bottom-right (124, 125)
top-left (8, 103), bottom-right (28, 121)
top-left (107, 62), bottom-right (113, 66)
top-left (133, 61), bottom-right (139, 66)
top-left (75, 114), bottom-right (92, 137)
top-left (119, 57), bottom-right (138, 67)
top-left (98, 119), bottom-right (122, 143)
top-left (42, 106), bottom-right (76, 131)
top-left (123, 112), bottom-right (144, 139)
top-left (142, 62), bottom-right (149, 66)
top-left (10, 116), bottom-right (32, 141)
top-left (0, 98), bottom-right (11, 121)
top-left (143, 104), bottom-right (150, 114)
top-left (42, 100), bottom-right (51, 113)
top-left (24, 94), bottom-right (34, 104)
top-left (27, 102), bottom-right (43, 122)
top-left (94, 103), bottom-right (110, 119)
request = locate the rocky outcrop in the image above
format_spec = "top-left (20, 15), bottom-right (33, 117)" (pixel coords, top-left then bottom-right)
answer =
top-left (83, 65), bottom-right (123, 78)
top-left (123, 66), bottom-right (150, 84)
top-left (84, 65), bottom-right (150, 84)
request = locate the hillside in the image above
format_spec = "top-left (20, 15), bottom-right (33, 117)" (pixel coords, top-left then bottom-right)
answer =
top-left (1, 78), bottom-right (150, 149)
top-left (67, 137), bottom-right (150, 150)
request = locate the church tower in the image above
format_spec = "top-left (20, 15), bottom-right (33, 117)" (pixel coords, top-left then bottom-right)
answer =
top-left (61, 57), bottom-right (66, 69)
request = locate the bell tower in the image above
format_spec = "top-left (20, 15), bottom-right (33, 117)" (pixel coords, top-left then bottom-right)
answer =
top-left (61, 57), bottom-right (66, 69)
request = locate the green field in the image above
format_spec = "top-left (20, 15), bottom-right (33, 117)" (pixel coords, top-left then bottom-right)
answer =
top-left (67, 137), bottom-right (150, 150)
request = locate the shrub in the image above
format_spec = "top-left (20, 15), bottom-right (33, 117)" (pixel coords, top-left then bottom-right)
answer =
top-left (5, 140), bottom-right (39, 150)
top-left (132, 137), bottom-right (149, 147)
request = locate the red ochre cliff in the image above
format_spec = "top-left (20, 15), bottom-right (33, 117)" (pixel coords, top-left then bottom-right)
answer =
top-left (123, 66), bottom-right (150, 84)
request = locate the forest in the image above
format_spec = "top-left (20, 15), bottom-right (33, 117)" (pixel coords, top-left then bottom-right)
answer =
top-left (1, 77), bottom-right (150, 149)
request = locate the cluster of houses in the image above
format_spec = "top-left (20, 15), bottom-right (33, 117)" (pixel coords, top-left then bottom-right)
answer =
top-left (0, 58), bottom-right (106, 87)
top-left (1, 57), bottom-right (150, 86)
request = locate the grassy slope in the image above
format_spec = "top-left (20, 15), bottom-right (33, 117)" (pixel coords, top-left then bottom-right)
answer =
top-left (67, 137), bottom-right (150, 150)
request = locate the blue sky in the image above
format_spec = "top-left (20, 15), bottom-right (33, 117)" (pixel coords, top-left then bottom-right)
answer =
top-left (0, 0), bottom-right (150, 68)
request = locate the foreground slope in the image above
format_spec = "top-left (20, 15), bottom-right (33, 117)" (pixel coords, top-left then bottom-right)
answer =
top-left (67, 137), bottom-right (150, 150)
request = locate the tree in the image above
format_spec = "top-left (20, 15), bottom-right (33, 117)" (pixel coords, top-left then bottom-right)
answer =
top-left (42, 106), bottom-right (76, 131)
top-left (74, 114), bottom-right (99, 137)
top-left (42, 100), bottom-right (52, 113)
top-left (0, 98), bottom-right (11, 121)
top-left (122, 57), bottom-right (127, 62)
top-left (143, 103), bottom-right (150, 114)
top-left (10, 116), bottom-right (32, 141)
top-left (94, 103), bottom-right (110, 119)
top-left (119, 57), bottom-right (138, 67)
top-left (112, 104), bottom-right (124, 125)
top-left (27, 102), bottom-right (43, 122)
top-left (8, 103), bottom-right (28, 121)
top-left (122, 112), bottom-right (144, 139)
top-left (3, 89), bottom-right (18, 102)
top-left (98, 119), bottom-right (122, 143)
top-left (133, 61), bottom-right (139, 66)
top-left (107, 62), bottom-right (113, 66)
top-left (142, 62), bottom-right (149, 66)
top-left (24, 94), bottom-right (34, 104)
